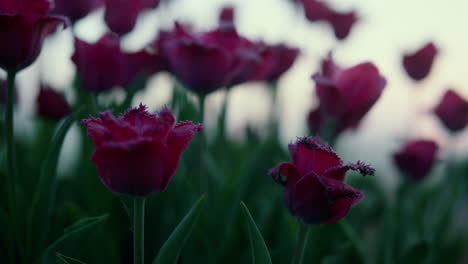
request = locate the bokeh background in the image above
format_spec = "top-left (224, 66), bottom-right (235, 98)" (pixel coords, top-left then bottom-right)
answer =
top-left (8, 0), bottom-right (468, 189)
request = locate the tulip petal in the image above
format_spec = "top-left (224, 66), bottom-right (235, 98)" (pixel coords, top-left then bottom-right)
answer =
top-left (290, 173), bottom-right (363, 224)
top-left (92, 139), bottom-right (170, 196)
top-left (288, 137), bottom-right (342, 176)
top-left (403, 42), bottom-right (438, 81)
top-left (268, 162), bottom-right (300, 186)
top-left (434, 89), bottom-right (468, 132)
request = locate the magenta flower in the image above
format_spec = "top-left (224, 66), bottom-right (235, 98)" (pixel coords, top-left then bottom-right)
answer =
top-left (301, 0), bottom-right (333, 21)
top-left (263, 44), bottom-right (300, 82)
top-left (218, 6), bottom-right (234, 26)
top-left (72, 34), bottom-right (160, 93)
top-left (308, 54), bottom-right (386, 138)
top-left (156, 23), bottom-right (247, 94)
top-left (0, 0), bottom-right (68, 72)
top-left (393, 140), bottom-right (438, 181)
top-left (402, 42), bottom-right (438, 81)
top-left (300, 0), bottom-right (358, 40)
top-left (328, 10), bottom-right (358, 40)
top-left (36, 86), bottom-right (71, 120)
top-left (104, 0), bottom-right (159, 36)
top-left (53, 0), bottom-right (104, 24)
top-left (434, 89), bottom-right (468, 132)
top-left (82, 105), bottom-right (202, 196)
top-left (269, 137), bottom-right (373, 224)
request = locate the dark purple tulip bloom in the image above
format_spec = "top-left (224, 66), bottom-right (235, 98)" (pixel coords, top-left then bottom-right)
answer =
top-left (219, 6), bottom-right (234, 26)
top-left (214, 6), bottom-right (270, 87)
top-left (301, 0), bottom-right (333, 22)
top-left (53, 0), bottom-right (104, 24)
top-left (269, 137), bottom-right (373, 224)
top-left (0, 0), bottom-right (52, 19)
top-left (300, 0), bottom-right (358, 40)
top-left (104, 0), bottom-right (159, 36)
top-left (434, 89), bottom-right (468, 132)
top-left (36, 86), bottom-right (71, 120)
top-left (263, 44), bottom-right (300, 82)
top-left (328, 10), bottom-right (358, 40)
top-left (0, 0), bottom-right (68, 72)
top-left (82, 105), bottom-right (202, 196)
top-left (227, 42), bottom-right (276, 86)
top-left (393, 140), bottom-right (438, 181)
top-left (403, 42), bottom-right (438, 81)
top-left (309, 54), bottom-right (386, 137)
top-left (72, 34), bottom-right (160, 93)
top-left (156, 23), bottom-right (245, 94)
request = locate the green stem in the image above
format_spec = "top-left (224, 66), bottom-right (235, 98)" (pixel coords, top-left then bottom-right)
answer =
top-left (133, 197), bottom-right (146, 264)
top-left (218, 88), bottom-right (230, 141)
top-left (197, 94), bottom-right (209, 195)
top-left (269, 82), bottom-right (280, 141)
top-left (5, 70), bottom-right (17, 264)
top-left (291, 221), bottom-right (310, 264)
top-left (338, 219), bottom-right (367, 264)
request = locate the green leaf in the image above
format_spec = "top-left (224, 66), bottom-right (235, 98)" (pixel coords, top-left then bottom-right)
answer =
top-left (321, 255), bottom-right (347, 264)
top-left (400, 239), bottom-right (431, 264)
top-left (56, 252), bottom-right (88, 264)
top-left (36, 214), bottom-right (108, 263)
top-left (27, 107), bottom-right (86, 258)
top-left (153, 194), bottom-right (207, 264)
top-left (240, 202), bottom-right (272, 264)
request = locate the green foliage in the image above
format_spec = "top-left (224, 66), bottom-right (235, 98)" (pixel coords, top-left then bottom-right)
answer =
top-left (1, 75), bottom-right (467, 264)
top-left (240, 202), bottom-right (272, 264)
top-left (153, 194), bottom-right (207, 264)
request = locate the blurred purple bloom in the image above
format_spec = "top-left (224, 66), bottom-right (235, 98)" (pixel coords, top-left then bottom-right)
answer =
top-left (104, 0), bottom-right (159, 36)
top-left (403, 42), bottom-right (438, 81)
top-left (393, 140), bottom-right (438, 181)
top-left (434, 89), bottom-right (468, 132)
top-left (0, 0), bottom-right (68, 72)
top-left (72, 33), bottom-right (161, 93)
top-left (36, 86), bottom-right (71, 120)
top-left (53, 0), bottom-right (104, 24)
top-left (308, 54), bottom-right (386, 138)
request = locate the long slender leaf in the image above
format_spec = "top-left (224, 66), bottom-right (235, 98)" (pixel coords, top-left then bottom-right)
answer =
top-left (36, 214), bottom-right (108, 263)
top-left (240, 202), bottom-right (272, 264)
top-left (153, 194), bottom-right (207, 264)
top-left (27, 107), bottom-right (85, 260)
top-left (56, 252), bottom-right (88, 264)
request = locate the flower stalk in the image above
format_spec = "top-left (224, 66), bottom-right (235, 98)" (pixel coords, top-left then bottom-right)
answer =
top-left (338, 219), bottom-right (367, 264)
top-left (5, 70), bottom-right (17, 264)
top-left (133, 197), bottom-right (146, 264)
top-left (291, 221), bottom-right (310, 264)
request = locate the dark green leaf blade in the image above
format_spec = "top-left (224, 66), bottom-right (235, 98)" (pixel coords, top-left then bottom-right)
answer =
top-left (240, 202), bottom-right (272, 264)
top-left (36, 214), bottom-right (108, 263)
top-left (56, 252), bottom-right (88, 264)
top-left (153, 194), bottom-right (207, 264)
top-left (27, 107), bottom-right (86, 258)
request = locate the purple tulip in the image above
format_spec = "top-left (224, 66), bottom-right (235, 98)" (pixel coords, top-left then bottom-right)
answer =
top-left (434, 89), bottom-right (468, 132)
top-left (393, 140), bottom-right (438, 181)
top-left (82, 105), bottom-right (202, 196)
top-left (104, 0), bottom-right (159, 36)
top-left (72, 34), bottom-right (161, 93)
top-left (309, 54), bottom-right (386, 138)
top-left (269, 137), bottom-right (373, 224)
top-left (53, 0), bottom-right (104, 24)
top-left (36, 86), bottom-right (71, 120)
top-left (402, 42), bottom-right (438, 81)
top-left (0, 0), bottom-right (68, 72)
